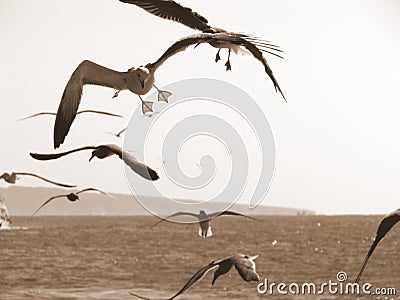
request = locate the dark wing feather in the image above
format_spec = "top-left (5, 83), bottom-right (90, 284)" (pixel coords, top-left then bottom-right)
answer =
top-left (54, 60), bottom-right (128, 148)
top-left (32, 195), bottom-right (66, 215)
top-left (30, 146), bottom-right (97, 161)
top-left (18, 112), bottom-right (56, 121)
top-left (15, 172), bottom-right (76, 188)
top-left (240, 40), bottom-right (286, 101)
top-left (76, 110), bottom-right (124, 118)
top-left (148, 33), bottom-right (214, 70)
top-left (76, 187), bottom-right (109, 195)
top-left (151, 211), bottom-right (199, 228)
top-left (119, 0), bottom-right (210, 31)
top-left (208, 210), bottom-right (259, 221)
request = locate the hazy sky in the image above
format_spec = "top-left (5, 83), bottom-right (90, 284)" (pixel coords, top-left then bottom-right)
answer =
top-left (1, 0), bottom-right (400, 215)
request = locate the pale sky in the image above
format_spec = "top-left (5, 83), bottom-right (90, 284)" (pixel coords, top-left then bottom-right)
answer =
top-left (1, 0), bottom-right (400, 215)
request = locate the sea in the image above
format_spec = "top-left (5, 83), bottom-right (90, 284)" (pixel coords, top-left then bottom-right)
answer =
top-left (1, 216), bottom-right (399, 299)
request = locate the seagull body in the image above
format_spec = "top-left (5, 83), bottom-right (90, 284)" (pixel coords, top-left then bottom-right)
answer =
top-left (32, 188), bottom-right (112, 215)
top-left (0, 172), bottom-right (76, 188)
top-left (129, 254), bottom-right (260, 300)
top-left (152, 209), bottom-right (259, 238)
top-left (30, 144), bottom-right (159, 181)
top-left (119, 0), bottom-right (286, 99)
top-left (355, 208), bottom-right (400, 283)
top-left (19, 109), bottom-right (123, 121)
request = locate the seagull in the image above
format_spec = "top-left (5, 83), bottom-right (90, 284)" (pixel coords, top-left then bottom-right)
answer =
top-left (129, 254), bottom-right (260, 300)
top-left (32, 188), bottom-right (113, 215)
top-left (30, 144), bottom-right (159, 181)
top-left (18, 109), bottom-right (123, 121)
top-left (119, 0), bottom-right (286, 100)
top-left (0, 172), bottom-right (76, 188)
top-left (107, 127), bottom-right (127, 138)
top-left (355, 208), bottom-right (400, 283)
top-left (151, 209), bottom-right (259, 238)
top-left (53, 32), bottom-right (283, 149)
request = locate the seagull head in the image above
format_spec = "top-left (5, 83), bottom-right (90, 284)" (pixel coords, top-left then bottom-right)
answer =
top-left (89, 151), bottom-right (97, 162)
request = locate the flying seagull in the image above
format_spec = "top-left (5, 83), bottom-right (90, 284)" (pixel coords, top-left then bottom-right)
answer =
top-left (355, 208), bottom-right (400, 283)
top-left (30, 144), bottom-right (159, 181)
top-left (119, 0), bottom-right (286, 100)
top-left (151, 209), bottom-right (259, 238)
top-left (53, 33), bottom-right (283, 148)
top-left (18, 109), bottom-right (123, 121)
top-left (129, 254), bottom-right (260, 300)
top-left (32, 187), bottom-right (113, 215)
top-left (0, 172), bottom-right (76, 188)
top-left (107, 127), bottom-right (127, 138)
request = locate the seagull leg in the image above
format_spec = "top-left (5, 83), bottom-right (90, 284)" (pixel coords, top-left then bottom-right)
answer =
top-left (112, 89), bottom-right (121, 99)
top-left (138, 95), bottom-right (154, 114)
top-left (154, 85), bottom-right (172, 103)
top-left (225, 49), bottom-right (232, 71)
top-left (215, 49), bottom-right (221, 63)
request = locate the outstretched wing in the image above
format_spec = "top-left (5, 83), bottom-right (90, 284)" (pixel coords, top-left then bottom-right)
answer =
top-left (18, 112), bottom-right (56, 121)
top-left (76, 110), bottom-right (124, 118)
top-left (76, 187), bottom-right (115, 199)
top-left (14, 172), bottom-right (76, 188)
top-left (240, 39), bottom-right (286, 101)
top-left (208, 210), bottom-right (260, 221)
top-left (151, 211), bottom-right (199, 228)
top-left (0, 173), bottom-right (7, 180)
top-left (54, 60), bottom-right (128, 148)
top-left (108, 145), bottom-right (159, 181)
top-left (120, 0), bottom-right (210, 31)
top-left (148, 33), bottom-right (214, 70)
top-left (355, 210), bottom-right (400, 283)
top-left (32, 195), bottom-right (65, 215)
top-left (30, 146), bottom-right (97, 161)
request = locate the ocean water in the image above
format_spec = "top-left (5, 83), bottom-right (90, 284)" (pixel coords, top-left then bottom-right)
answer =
top-left (0, 216), bottom-right (399, 299)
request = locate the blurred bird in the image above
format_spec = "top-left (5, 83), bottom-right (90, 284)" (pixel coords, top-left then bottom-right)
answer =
top-left (0, 172), bottom-right (76, 188)
top-left (30, 144), bottom-right (159, 181)
top-left (120, 0), bottom-right (286, 100)
top-left (151, 209), bottom-right (259, 238)
top-left (18, 109), bottom-right (123, 121)
top-left (129, 254), bottom-right (260, 300)
top-left (32, 188), bottom-right (113, 215)
top-left (355, 208), bottom-right (400, 283)
top-left (107, 127), bottom-right (127, 138)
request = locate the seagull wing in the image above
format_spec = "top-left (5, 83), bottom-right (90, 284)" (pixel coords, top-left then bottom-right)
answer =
top-left (355, 210), bottom-right (400, 283)
top-left (119, 0), bottom-right (210, 31)
top-left (54, 60), bottom-right (129, 148)
top-left (30, 146), bottom-right (97, 161)
top-left (151, 211), bottom-right (199, 228)
top-left (116, 127), bottom-right (127, 137)
top-left (0, 173), bottom-right (6, 180)
top-left (233, 255), bottom-right (260, 282)
top-left (14, 172), bottom-right (76, 188)
top-left (76, 110), bottom-right (124, 118)
top-left (18, 112), bottom-right (56, 121)
top-left (208, 210), bottom-right (260, 221)
top-left (107, 145), bottom-right (159, 181)
top-left (240, 39), bottom-right (286, 101)
top-left (148, 33), bottom-right (214, 70)
top-left (76, 187), bottom-right (108, 195)
top-left (32, 195), bottom-right (66, 215)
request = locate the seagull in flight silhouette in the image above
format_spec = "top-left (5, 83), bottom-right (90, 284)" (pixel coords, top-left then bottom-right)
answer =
top-left (355, 208), bottom-right (400, 283)
top-left (0, 172), bottom-right (76, 188)
top-left (18, 109), bottom-right (123, 121)
top-left (129, 254), bottom-right (260, 300)
top-left (32, 187), bottom-right (113, 215)
top-left (107, 127), bottom-right (127, 138)
top-left (120, 0), bottom-right (286, 100)
top-left (151, 209), bottom-right (259, 238)
top-left (30, 144), bottom-right (159, 181)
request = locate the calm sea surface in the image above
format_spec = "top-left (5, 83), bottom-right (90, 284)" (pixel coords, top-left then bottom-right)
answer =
top-left (1, 216), bottom-right (399, 299)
